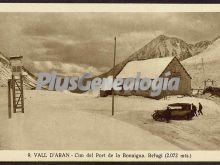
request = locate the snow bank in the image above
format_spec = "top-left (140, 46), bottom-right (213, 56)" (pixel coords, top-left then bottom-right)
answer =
top-left (0, 89), bottom-right (179, 150)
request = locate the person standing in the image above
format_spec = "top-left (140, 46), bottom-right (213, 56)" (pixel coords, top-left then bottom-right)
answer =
top-left (198, 102), bottom-right (203, 115)
top-left (192, 103), bottom-right (197, 116)
top-left (165, 106), bottom-right (171, 123)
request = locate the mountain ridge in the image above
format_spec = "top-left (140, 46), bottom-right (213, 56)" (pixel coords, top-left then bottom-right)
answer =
top-left (182, 37), bottom-right (220, 88)
top-left (0, 34), bottom-right (219, 88)
top-left (99, 34), bottom-right (216, 78)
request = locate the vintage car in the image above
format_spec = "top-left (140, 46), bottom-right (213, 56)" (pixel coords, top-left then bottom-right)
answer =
top-left (152, 103), bottom-right (194, 121)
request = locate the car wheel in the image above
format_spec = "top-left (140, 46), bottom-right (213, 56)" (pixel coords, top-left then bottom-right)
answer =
top-left (185, 114), bottom-right (191, 120)
top-left (153, 113), bottom-right (159, 121)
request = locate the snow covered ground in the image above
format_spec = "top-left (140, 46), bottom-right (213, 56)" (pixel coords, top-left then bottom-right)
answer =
top-left (182, 39), bottom-right (220, 88)
top-left (113, 96), bottom-right (220, 150)
top-left (0, 87), bottom-right (220, 150)
top-left (0, 88), bottom-right (179, 150)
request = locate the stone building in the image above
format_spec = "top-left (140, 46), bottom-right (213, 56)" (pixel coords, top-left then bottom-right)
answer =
top-left (100, 56), bottom-right (191, 99)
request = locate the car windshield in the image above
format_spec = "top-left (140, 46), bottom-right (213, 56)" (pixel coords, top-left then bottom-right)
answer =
top-left (168, 106), bottom-right (183, 110)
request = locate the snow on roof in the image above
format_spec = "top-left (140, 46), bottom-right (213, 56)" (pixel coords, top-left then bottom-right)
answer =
top-left (117, 57), bottom-right (174, 79)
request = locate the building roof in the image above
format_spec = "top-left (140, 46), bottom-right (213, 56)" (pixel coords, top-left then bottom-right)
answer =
top-left (10, 56), bottom-right (23, 60)
top-left (117, 57), bottom-right (175, 79)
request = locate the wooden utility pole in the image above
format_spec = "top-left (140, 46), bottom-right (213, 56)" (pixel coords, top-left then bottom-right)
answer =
top-left (112, 37), bottom-right (116, 116)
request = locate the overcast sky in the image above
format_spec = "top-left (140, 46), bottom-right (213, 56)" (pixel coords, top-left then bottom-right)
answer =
top-left (0, 12), bottom-right (219, 76)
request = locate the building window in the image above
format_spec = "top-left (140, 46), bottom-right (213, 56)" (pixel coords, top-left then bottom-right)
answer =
top-left (12, 66), bottom-right (22, 72)
top-left (12, 66), bottom-right (16, 72)
top-left (17, 66), bottom-right (22, 72)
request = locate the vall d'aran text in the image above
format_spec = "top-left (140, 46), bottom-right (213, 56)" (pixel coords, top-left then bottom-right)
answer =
top-left (29, 152), bottom-right (192, 160)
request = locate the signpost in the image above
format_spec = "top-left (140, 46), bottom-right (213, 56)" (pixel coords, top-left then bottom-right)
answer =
top-left (8, 56), bottom-right (24, 117)
top-left (8, 79), bottom-right (11, 119)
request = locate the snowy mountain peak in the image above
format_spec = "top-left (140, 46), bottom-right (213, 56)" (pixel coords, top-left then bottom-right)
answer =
top-left (100, 35), bottom-right (217, 78)
top-left (156, 34), bottom-right (169, 40)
